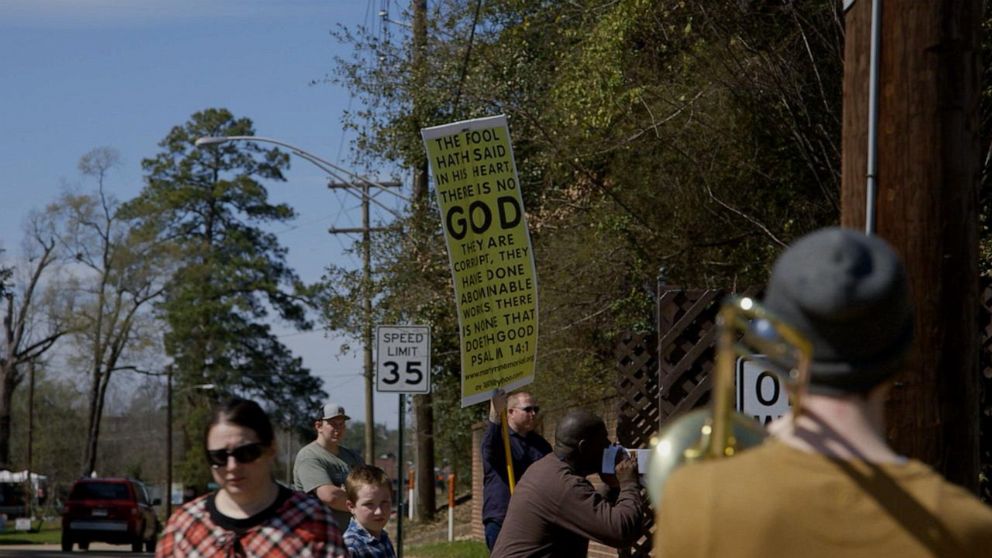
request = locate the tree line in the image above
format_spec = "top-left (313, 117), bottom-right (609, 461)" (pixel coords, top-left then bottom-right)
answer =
top-left (322, 0), bottom-right (851, 514)
top-left (5, 0), bottom-right (992, 511)
top-left (0, 108), bottom-right (326, 492)
top-left (325, 0), bottom-right (992, 509)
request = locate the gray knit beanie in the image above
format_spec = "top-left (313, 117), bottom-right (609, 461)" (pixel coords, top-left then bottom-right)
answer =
top-left (763, 227), bottom-right (913, 394)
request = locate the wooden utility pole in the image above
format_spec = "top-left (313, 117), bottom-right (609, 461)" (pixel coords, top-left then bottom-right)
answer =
top-left (840, 0), bottom-right (982, 491)
top-left (411, 0), bottom-right (429, 205)
top-left (410, 0), bottom-right (437, 522)
top-left (26, 359), bottom-right (35, 518)
top-left (329, 180), bottom-right (401, 465)
top-left (165, 366), bottom-right (173, 519)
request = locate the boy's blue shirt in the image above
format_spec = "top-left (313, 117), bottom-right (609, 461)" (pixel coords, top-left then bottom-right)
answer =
top-left (343, 517), bottom-right (397, 558)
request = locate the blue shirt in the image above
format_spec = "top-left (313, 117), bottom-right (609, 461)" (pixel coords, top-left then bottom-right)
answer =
top-left (344, 518), bottom-right (396, 558)
top-left (480, 419), bottom-right (553, 524)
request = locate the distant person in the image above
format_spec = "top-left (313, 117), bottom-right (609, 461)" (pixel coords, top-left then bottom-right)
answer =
top-left (656, 227), bottom-right (992, 557)
top-left (294, 402), bottom-right (365, 530)
top-left (491, 409), bottom-right (644, 557)
top-left (157, 398), bottom-right (347, 557)
top-left (480, 389), bottom-right (553, 550)
top-left (343, 465), bottom-right (397, 558)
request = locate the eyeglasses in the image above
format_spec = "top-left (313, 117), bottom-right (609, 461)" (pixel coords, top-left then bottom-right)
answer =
top-left (206, 442), bottom-right (265, 468)
top-left (513, 406), bottom-right (540, 414)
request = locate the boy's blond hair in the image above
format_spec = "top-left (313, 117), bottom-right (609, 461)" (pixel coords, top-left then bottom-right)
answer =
top-left (345, 464), bottom-right (392, 502)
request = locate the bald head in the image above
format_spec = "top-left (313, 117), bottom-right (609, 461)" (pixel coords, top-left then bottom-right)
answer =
top-left (554, 410), bottom-right (610, 475)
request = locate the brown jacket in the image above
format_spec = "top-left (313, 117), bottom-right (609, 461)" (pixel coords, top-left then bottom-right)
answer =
top-left (491, 453), bottom-right (644, 558)
top-left (657, 440), bottom-right (992, 558)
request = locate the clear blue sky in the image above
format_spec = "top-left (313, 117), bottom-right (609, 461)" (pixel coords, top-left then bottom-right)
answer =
top-left (0, 0), bottom-right (410, 428)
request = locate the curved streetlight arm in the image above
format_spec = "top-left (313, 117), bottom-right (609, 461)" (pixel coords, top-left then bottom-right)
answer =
top-left (195, 135), bottom-right (410, 219)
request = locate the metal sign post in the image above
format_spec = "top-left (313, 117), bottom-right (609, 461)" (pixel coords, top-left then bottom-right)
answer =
top-left (396, 394), bottom-right (405, 558)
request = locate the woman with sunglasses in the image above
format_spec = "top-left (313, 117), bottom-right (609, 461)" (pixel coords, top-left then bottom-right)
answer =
top-left (157, 398), bottom-right (348, 557)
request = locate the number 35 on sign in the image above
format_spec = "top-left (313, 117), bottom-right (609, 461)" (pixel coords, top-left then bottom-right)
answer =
top-left (376, 325), bottom-right (432, 394)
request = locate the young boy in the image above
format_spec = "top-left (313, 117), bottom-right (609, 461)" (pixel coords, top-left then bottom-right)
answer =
top-left (343, 465), bottom-right (397, 558)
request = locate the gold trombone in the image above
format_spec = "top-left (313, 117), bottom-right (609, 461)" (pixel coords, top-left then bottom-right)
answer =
top-left (645, 295), bottom-right (813, 510)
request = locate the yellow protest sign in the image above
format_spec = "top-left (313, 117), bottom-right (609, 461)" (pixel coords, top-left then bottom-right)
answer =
top-left (421, 115), bottom-right (539, 407)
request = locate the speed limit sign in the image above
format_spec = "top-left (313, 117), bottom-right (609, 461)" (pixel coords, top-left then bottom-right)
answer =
top-left (376, 325), bottom-right (431, 394)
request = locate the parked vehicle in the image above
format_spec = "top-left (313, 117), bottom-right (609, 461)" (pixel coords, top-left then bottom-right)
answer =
top-left (61, 477), bottom-right (159, 553)
top-left (0, 469), bottom-right (48, 519)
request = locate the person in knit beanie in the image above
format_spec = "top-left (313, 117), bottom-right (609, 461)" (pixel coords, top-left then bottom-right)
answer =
top-left (656, 227), bottom-right (992, 558)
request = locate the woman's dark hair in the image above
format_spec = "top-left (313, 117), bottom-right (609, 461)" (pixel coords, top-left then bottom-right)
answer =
top-left (203, 398), bottom-right (275, 449)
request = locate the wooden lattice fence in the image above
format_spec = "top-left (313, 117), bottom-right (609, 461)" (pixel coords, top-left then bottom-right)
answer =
top-left (614, 285), bottom-right (759, 557)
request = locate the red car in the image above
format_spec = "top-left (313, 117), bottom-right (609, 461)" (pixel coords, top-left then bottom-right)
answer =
top-left (61, 477), bottom-right (159, 553)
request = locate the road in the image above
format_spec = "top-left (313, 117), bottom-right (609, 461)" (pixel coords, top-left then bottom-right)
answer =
top-left (0, 543), bottom-right (152, 557)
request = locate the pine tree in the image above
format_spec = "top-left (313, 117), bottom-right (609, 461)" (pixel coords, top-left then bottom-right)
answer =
top-left (122, 108), bottom-right (325, 486)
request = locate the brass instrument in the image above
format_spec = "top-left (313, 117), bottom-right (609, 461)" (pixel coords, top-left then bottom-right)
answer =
top-left (645, 295), bottom-right (813, 509)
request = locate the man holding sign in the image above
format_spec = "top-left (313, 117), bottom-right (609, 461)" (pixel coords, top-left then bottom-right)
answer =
top-left (480, 389), bottom-right (552, 550)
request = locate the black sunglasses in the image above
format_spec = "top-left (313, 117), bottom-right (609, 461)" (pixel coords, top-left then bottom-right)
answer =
top-left (206, 442), bottom-right (265, 468)
top-left (514, 406), bottom-right (540, 414)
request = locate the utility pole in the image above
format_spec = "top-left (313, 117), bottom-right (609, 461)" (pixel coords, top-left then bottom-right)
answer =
top-left (840, 0), bottom-right (982, 491)
top-left (409, 0), bottom-right (437, 523)
top-left (165, 365), bottom-right (173, 519)
top-left (411, 0), bottom-right (429, 204)
top-left (328, 180), bottom-right (401, 465)
top-left (26, 359), bottom-right (35, 518)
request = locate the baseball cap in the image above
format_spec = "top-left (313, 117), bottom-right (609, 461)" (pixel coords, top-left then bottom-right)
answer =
top-left (320, 403), bottom-right (351, 421)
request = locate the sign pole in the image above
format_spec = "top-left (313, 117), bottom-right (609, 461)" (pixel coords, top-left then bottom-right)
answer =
top-left (396, 393), bottom-right (404, 558)
top-left (374, 323), bottom-right (431, 553)
top-left (500, 410), bottom-right (516, 494)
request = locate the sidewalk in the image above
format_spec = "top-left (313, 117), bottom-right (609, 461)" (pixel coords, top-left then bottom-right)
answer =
top-left (0, 542), bottom-right (151, 556)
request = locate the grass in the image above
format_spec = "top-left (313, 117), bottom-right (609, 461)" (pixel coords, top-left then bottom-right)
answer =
top-left (0, 520), bottom-right (61, 545)
top-left (0, 521), bottom-right (491, 555)
top-left (404, 540), bottom-right (489, 558)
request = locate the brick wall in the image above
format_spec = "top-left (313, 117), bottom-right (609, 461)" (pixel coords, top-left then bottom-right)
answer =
top-left (470, 397), bottom-right (628, 557)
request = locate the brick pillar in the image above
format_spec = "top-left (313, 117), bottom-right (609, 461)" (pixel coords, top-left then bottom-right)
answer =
top-left (471, 422), bottom-right (484, 542)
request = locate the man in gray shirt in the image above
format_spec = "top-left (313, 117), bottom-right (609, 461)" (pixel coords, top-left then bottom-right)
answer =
top-left (293, 402), bottom-right (365, 529)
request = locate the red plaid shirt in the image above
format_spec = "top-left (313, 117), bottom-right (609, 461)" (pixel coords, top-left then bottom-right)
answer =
top-left (157, 487), bottom-right (349, 558)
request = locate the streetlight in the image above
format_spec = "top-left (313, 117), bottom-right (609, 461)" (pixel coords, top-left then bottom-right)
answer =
top-left (194, 135), bottom-right (404, 465)
top-left (165, 366), bottom-right (214, 519)
top-left (193, 136), bottom-right (408, 218)
top-left (378, 9), bottom-right (412, 29)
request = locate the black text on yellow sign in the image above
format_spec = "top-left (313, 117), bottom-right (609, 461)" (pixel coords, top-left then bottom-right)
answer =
top-left (422, 115), bottom-right (539, 407)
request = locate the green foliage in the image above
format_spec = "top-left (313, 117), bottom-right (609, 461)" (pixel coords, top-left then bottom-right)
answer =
top-left (313, 199), bottom-right (486, 474)
top-left (340, 420), bottom-right (411, 461)
top-left (330, 0), bottom-right (842, 475)
top-left (9, 368), bottom-right (86, 498)
top-left (120, 108), bottom-right (326, 488)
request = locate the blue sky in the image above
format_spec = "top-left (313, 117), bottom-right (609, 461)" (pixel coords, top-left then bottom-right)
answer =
top-left (0, 0), bottom-right (410, 428)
